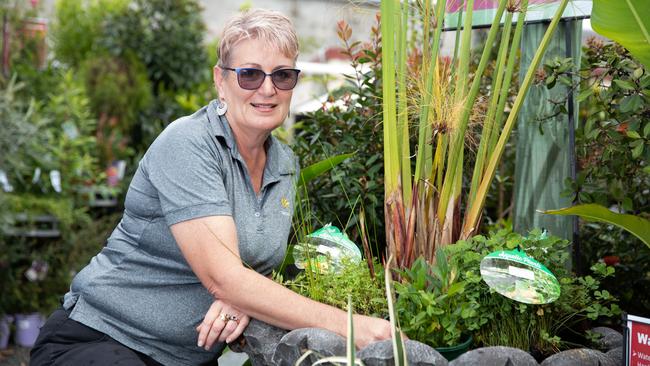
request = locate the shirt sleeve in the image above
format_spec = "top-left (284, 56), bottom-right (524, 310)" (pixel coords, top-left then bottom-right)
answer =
top-left (142, 119), bottom-right (232, 226)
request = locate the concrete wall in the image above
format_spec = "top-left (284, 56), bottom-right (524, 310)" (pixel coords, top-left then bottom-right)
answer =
top-left (201, 0), bottom-right (379, 61)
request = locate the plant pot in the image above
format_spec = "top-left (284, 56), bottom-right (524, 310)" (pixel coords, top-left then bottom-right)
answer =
top-left (435, 335), bottom-right (472, 361)
top-left (14, 313), bottom-right (43, 347)
top-left (0, 314), bottom-right (13, 350)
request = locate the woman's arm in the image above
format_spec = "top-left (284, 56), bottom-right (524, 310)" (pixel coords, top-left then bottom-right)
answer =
top-left (171, 215), bottom-right (391, 348)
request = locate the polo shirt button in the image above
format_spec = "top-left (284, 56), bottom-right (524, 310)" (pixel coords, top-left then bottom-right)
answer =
top-left (254, 212), bottom-right (261, 217)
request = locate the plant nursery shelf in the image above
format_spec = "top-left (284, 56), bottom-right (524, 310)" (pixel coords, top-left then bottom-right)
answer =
top-left (5, 214), bottom-right (61, 238)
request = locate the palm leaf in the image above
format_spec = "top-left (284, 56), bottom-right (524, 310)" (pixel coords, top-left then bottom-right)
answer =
top-left (542, 204), bottom-right (650, 249)
top-left (591, 0), bottom-right (650, 69)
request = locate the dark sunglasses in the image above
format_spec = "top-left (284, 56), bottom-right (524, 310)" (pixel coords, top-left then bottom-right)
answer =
top-left (221, 66), bottom-right (301, 90)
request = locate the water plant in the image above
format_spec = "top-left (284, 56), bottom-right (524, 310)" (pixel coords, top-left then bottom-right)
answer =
top-left (379, 0), bottom-right (570, 269)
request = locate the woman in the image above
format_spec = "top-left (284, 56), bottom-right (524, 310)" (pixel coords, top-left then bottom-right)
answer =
top-left (30, 8), bottom-right (391, 366)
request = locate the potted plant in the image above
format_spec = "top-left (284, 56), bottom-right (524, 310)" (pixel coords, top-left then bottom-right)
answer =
top-left (444, 228), bottom-right (621, 360)
top-left (394, 251), bottom-right (479, 360)
top-left (9, 249), bottom-right (61, 348)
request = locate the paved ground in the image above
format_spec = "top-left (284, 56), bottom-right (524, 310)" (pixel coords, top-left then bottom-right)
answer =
top-left (0, 346), bottom-right (249, 365)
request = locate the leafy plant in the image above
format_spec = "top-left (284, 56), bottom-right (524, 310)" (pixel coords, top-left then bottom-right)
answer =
top-left (0, 76), bottom-right (44, 181)
top-left (98, 0), bottom-right (209, 92)
top-left (82, 54), bottom-right (151, 163)
top-left (540, 38), bottom-right (650, 314)
top-left (292, 18), bottom-right (385, 251)
top-left (444, 229), bottom-right (621, 358)
top-left (394, 252), bottom-right (480, 348)
top-left (279, 258), bottom-right (387, 318)
top-left (379, 0), bottom-right (571, 271)
top-left (543, 204), bottom-right (650, 248)
top-left (50, 0), bottom-right (129, 68)
top-left (591, 0), bottom-right (650, 69)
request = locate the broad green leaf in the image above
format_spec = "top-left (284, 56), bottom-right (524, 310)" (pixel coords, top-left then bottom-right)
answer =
top-left (619, 95), bottom-right (642, 113)
top-left (577, 87), bottom-right (595, 103)
top-left (299, 153), bottom-right (354, 185)
top-left (542, 204), bottom-right (650, 249)
top-left (591, 0), bottom-right (650, 69)
top-left (613, 79), bottom-right (637, 91)
top-left (627, 130), bottom-right (642, 139)
top-left (632, 143), bottom-right (644, 158)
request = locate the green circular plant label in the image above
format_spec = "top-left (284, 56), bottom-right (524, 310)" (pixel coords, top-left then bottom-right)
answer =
top-left (480, 250), bottom-right (560, 304)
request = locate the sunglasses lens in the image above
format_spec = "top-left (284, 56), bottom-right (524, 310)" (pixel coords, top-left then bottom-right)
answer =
top-left (271, 69), bottom-right (299, 90)
top-left (237, 69), bottom-right (265, 90)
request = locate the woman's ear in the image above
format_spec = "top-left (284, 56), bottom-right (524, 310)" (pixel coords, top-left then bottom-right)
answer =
top-left (213, 65), bottom-right (225, 96)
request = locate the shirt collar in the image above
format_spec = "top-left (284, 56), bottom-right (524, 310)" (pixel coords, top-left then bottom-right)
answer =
top-left (206, 100), bottom-right (295, 179)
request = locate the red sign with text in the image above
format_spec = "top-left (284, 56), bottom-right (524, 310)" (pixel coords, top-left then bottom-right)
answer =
top-left (628, 315), bottom-right (650, 366)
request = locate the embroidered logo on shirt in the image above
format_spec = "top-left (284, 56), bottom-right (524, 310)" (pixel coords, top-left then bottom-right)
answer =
top-left (281, 197), bottom-right (290, 209)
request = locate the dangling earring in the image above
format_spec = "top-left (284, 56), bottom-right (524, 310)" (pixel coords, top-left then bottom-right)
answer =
top-left (217, 99), bottom-right (228, 116)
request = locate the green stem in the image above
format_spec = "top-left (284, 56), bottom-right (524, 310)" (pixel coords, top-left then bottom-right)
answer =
top-left (463, 0), bottom-right (570, 238)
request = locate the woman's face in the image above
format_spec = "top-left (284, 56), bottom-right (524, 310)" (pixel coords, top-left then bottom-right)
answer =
top-left (214, 38), bottom-right (295, 136)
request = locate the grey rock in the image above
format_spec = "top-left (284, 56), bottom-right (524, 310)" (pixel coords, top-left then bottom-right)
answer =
top-left (357, 339), bottom-right (449, 366)
top-left (229, 318), bottom-right (288, 366)
top-left (272, 328), bottom-right (346, 366)
top-left (606, 347), bottom-right (623, 366)
top-left (450, 346), bottom-right (539, 366)
top-left (540, 348), bottom-right (618, 366)
top-left (591, 327), bottom-right (623, 351)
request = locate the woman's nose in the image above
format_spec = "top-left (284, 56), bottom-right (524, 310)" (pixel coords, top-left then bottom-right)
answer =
top-left (258, 75), bottom-right (277, 95)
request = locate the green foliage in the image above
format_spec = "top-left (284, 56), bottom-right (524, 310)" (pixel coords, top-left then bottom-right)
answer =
top-left (51, 0), bottom-right (129, 68)
top-left (0, 76), bottom-right (44, 179)
top-left (99, 0), bottom-right (210, 91)
top-left (445, 229), bottom-right (620, 357)
top-left (82, 54), bottom-right (151, 128)
top-left (394, 253), bottom-right (480, 348)
top-left (0, 69), bottom-right (111, 315)
top-left (542, 39), bottom-right (650, 315)
top-left (591, 0), bottom-right (650, 69)
top-left (279, 258), bottom-right (387, 318)
top-left (544, 204), bottom-right (650, 248)
top-left (82, 54), bottom-right (151, 163)
top-left (292, 20), bottom-right (384, 252)
top-left (4, 71), bottom-right (109, 200)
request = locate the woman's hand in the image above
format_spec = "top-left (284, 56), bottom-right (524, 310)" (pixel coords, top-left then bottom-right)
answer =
top-left (196, 299), bottom-right (250, 350)
top-left (352, 314), bottom-right (393, 349)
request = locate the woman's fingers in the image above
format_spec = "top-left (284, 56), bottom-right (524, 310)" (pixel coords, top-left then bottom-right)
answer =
top-left (203, 316), bottom-right (228, 350)
top-left (225, 315), bottom-right (250, 344)
top-left (218, 318), bottom-right (239, 343)
top-left (197, 301), bottom-right (223, 348)
top-left (197, 300), bottom-right (251, 349)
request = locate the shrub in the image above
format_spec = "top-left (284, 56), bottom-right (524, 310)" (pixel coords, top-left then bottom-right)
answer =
top-left (292, 19), bottom-right (385, 254)
top-left (542, 38), bottom-right (650, 315)
top-left (445, 229), bottom-right (620, 358)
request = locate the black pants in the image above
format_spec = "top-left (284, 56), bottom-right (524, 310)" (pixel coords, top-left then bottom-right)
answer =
top-left (30, 308), bottom-right (163, 366)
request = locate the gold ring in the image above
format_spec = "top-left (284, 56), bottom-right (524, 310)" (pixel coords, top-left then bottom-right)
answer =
top-left (219, 313), bottom-right (229, 322)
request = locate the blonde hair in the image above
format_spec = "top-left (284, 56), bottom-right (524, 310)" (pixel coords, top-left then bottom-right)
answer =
top-left (219, 9), bottom-right (299, 67)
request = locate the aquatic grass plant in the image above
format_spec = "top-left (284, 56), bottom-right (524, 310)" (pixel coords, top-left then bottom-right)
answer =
top-left (379, 0), bottom-right (570, 269)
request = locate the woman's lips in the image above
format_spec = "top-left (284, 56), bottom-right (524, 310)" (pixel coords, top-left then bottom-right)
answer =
top-left (251, 103), bottom-right (277, 111)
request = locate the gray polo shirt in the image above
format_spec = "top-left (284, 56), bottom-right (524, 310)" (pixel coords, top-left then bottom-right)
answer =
top-left (62, 100), bottom-right (298, 365)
